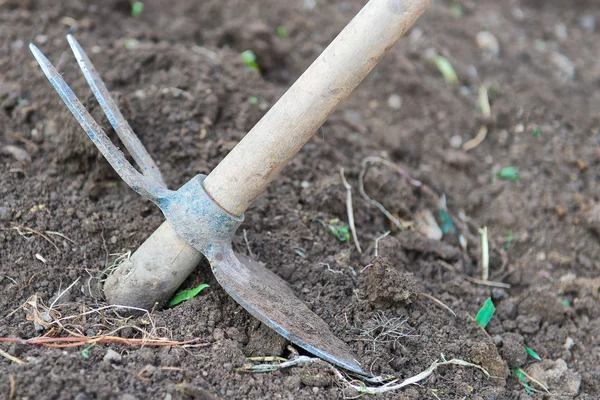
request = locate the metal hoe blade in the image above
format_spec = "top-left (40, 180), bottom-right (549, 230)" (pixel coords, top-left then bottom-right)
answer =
top-left (30, 36), bottom-right (365, 375)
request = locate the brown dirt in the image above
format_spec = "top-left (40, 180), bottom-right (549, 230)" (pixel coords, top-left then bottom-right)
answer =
top-left (1, 0), bottom-right (599, 398)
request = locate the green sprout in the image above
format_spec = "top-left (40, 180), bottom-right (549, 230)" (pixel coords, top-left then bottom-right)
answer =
top-left (438, 209), bottom-right (456, 235)
top-left (474, 297), bottom-right (495, 329)
top-left (276, 26), bottom-right (288, 39)
top-left (525, 346), bottom-right (542, 361)
top-left (531, 127), bottom-right (541, 137)
top-left (496, 166), bottom-right (519, 182)
top-left (249, 96), bottom-right (258, 105)
top-left (241, 50), bottom-right (260, 72)
top-left (559, 297), bottom-right (570, 307)
top-left (168, 283), bottom-right (209, 307)
top-left (131, 1), bottom-right (144, 17)
top-left (81, 343), bottom-right (96, 359)
top-left (432, 55), bottom-right (459, 85)
top-left (513, 367), bottom-right (532, 394)
top-left (504, 231), bottom-right (513, 250)
top-left (326, 219), bottom-right (350, 242)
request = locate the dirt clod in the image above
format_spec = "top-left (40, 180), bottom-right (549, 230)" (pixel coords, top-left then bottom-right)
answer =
top-left (500, 332), bottom-right (527, 367)
top-left (362, 256), bottom-right (419, 306)
top-left (526, 359), bottom-right (581, 397)
top-left (468, 341), bottom-right (509, 385)
top-left (518, 291), bottom-right (566, 324)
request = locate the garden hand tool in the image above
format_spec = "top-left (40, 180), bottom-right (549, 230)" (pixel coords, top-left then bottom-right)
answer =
top-left (30, 0), bottom-right (433, 375)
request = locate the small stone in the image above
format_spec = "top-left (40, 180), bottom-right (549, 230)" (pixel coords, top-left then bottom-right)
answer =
top-left (103, 349), bottom-right (122, 364)
top-left (554, 23), bottom-right (568, 41)
top-left (549, 52), bottom-right (575, 80)
top-left (476, 31), bottom-right (500, 56)
top-left (110, 236), bottom-right (117, 244)
top-left (75, 393), bottom-right (89, 400)
top-left (11, 39), bottom-right (24, 50)
top-left (580, 15), bottom-right (596, 32)
top-left (450, 135), bottom-right (463, 148)
top-left (0, 207), bottom-right (11, 221)
top-left (121, 395), bottom-right (138, 400)
top-left (493, 335), bottom-right (503, 345)
top-left (43, 119), bottom-right (57, 138)
top-left (66, 208), bottom-right (75, 217)
top-left (31, 128), bottom-right (43, 144)
top-left (387, 94), bottom-right (402, 109)
top-left (563, 337), bottom-right (574, 351)
top-left (35, 34), bottom-right (48, 44)
top-left (82, 218), bottom-right (98, 233)
top-left (491, 288), bottom-right (506, 300)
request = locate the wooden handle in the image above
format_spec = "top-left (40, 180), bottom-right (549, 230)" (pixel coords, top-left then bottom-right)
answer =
top-left (203, 0), bottom-right (433, 216)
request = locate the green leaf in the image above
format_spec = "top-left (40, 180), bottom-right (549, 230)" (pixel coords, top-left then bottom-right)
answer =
top-left (496, 166), bottom-right (519, 182)
top-left (525, 346), bottom-right (542, 361)
top-left (249, 96), bottom-right (258, 105)
top-left (474, 297), bottom-right (495, 329)
top-left (326, 219), bottom-right (350, 242)
top-left (504, 231), bottom-right (513, 250)
top-left (513, 367), bottom-right (532, 394)
top-left (168, 283), bottom-right (209, 307)
top-left (131, 1), bottom-right (144, 17)
top-left (531, 127), bottom-right (541, 137)
top-left (559, 297), bottom-right (570, 307)
top-left (432, 55), bottom-right (459, 85)
top-left (438, 209), bottom-right (456, 235)
top-left (241, 50), bottom-right (260, 72)
top-left (81, 343), bottom-right (95, 359)
top-left (276, 26), bottom-right (288, 39)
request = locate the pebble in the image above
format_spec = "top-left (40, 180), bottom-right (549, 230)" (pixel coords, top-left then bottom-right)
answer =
top-left (0, 207), bottom-right (11, 221)
top-left (550, 52), bottom-right (575, 80)
top-left (580, 15), bottom-right (596, 32)
top-left (476, 31), bottom-right (500, 56)
top-left (564, 337), bottom-right (575, 351)
top-left (387, 94), bottom-right (402, 109)
top-left (35, 34), bottom-right (48, 44)
top-left (103, 349), bottom-right (122, 364)
top-left (11, 39), bottom-right (24, 50)
top-left (554, 23), bottom-right (568, 41)
top-left (450, 135), bottom-right (463, 148)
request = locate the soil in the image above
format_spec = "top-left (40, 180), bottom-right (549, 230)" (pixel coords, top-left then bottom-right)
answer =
top-left (1, 0), bottom-right (599, 398)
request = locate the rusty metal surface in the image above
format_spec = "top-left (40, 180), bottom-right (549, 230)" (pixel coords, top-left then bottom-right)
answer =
top-left (214, 251), bottom-right (364, 374)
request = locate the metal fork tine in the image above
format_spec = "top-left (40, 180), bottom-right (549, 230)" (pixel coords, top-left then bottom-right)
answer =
top-left (29, 43), bottom-right (168, 201)
top-left (66, 34), bottom-right (166, 187)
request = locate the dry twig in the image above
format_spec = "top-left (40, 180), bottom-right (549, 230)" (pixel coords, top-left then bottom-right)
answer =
top-left (419, 293), bottom-right (456, 317)
top-left (0, 349), bottom-right (26, 365)
top-left (340, 168), bottom-right (362, 253)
